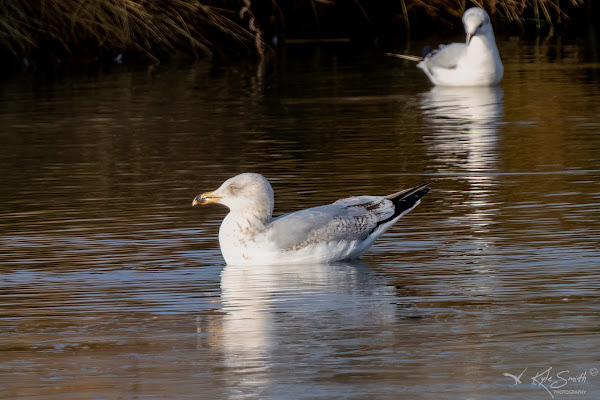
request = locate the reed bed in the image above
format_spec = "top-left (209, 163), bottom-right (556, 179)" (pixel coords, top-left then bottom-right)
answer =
top-left (404, 0), bottom-right (585, 32)
top-left (0, 0), bottom-right (261, 61)
top-left (0, 0), bottom-right (587, 63)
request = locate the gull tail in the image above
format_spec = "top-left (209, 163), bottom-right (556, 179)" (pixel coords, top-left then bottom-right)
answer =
top-left (386, 52), bottom-right (423, 62)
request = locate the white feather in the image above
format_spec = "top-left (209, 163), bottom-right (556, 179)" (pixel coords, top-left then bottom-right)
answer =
top-left (395, 7), bottom-right (503, 87)
top-left (194, 173), bottom-right (429, 265)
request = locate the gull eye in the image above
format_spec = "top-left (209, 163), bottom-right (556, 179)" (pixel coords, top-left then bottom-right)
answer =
top-left (228, 184), bottom-right (238, 193)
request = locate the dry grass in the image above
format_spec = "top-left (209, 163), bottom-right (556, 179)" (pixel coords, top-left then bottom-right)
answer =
top-left (0, 0), bottom-right (261, 61)
top-left (0, 0), bottom-right (587, 63)
top-left (404, 0), bottom-right (585, 31)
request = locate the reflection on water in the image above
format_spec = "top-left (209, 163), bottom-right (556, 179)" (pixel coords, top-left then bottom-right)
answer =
top-left (219, 261), bottom-right (408, 398)
top-left (421, 85), bottom-right (503, 176)
top-left (421, 86), bottom-right (504, 278)
top-left (421, 85), bottom-right (503, 214)
top-left (1, 39), bottom-right (600, 399)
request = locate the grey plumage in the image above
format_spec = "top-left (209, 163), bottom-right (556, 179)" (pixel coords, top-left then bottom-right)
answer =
top-left (268, 183), bottom-right (430, 251)
top-left (419, 43), bottom-right (466, 70)
top-left (194, 173), bottom-right (430, 265)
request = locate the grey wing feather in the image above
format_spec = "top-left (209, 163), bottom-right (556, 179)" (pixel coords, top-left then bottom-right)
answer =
top-left (333, 195), bottom-right (384, 206)
top-left (422, 43), bottom-right (466, 69)
top-left (268, 196), bottom-right (395, 250)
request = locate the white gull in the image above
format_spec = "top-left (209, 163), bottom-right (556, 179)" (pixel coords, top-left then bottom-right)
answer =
top-left (388, 7), bottom-right (503, 86)
top-left (193, 173), bottom-right (430, 265)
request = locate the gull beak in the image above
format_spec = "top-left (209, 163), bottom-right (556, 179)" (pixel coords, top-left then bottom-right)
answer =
top-left (192, 191), bottom-right (222, 206)
top-left (467, 32), bottom-right (474, 44)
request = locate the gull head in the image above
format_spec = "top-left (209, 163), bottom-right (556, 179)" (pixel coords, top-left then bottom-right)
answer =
top-left (463, 7), bottom-right (493, 44)
top-left (193, 173), bottom-right (274, 216)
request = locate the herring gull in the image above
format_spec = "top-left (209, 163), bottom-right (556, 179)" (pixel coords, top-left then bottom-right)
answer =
top-left (388, 7), bottom-right (503, 86)
top-left (193, 173), bottom-right (430, 265)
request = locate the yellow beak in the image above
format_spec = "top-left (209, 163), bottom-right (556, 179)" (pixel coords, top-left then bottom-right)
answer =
top-left (192, 192), bottom-right (222, 206)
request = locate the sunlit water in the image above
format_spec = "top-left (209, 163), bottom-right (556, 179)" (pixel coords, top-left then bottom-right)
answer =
top-left (1, 37), bottom-right (600, 399)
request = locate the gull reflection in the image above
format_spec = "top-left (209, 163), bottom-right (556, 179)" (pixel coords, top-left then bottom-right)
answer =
top-left (421, 86), bottom-right (504, 275)
top-left (421, 86), bottom-right (503, 179)
top-left (218, 260), bottom-right (412, 398)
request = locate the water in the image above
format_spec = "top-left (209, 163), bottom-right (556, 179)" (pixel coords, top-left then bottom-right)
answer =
top-left (1, 37), bottom-right (600, 399)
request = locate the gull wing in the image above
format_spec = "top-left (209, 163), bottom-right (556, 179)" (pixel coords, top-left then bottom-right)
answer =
top-left (420, 43), bottom-right (467, 70)
top-left (267, 184), bottom-right (430, 251)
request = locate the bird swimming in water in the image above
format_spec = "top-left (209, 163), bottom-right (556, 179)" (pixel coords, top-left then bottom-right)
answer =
top-left (193, 173), bottom-right (430, 265)
top-left (388, 7), bottom-right (503, 86)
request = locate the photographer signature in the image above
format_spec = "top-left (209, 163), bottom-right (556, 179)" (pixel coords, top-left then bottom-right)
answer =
top-left (503, 366), bottom-right (596, 398)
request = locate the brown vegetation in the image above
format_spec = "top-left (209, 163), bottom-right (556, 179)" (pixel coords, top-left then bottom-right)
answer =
top-left (0, 0), bottom-right (262, 62)
top-left (0, 0), bottom-right (590, 64)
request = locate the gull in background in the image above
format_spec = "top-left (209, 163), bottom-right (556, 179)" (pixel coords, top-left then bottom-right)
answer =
top-left (193, 173), bottom-right (429, 265)
top-left (388, 7), bottom-right (503, 86)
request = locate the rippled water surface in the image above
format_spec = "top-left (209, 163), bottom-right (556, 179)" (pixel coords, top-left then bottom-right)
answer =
top-left (1, 37), bottom-right (600, 399)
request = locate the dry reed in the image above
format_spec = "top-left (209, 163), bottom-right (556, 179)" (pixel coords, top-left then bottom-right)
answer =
top-left (402, 0), bottom-right (584, 31)
top-left (0, 0), bottom-right (587, 63)
top-left (0, 0), bottom-right (260, 61)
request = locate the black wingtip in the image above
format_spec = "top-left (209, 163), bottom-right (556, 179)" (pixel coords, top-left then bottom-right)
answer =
top-left (368, 183), bottom-right (430, 235)
top-left (386, 182), bottom-right (431, 216)
top-left (385, 182), bottom-right (431, 201)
